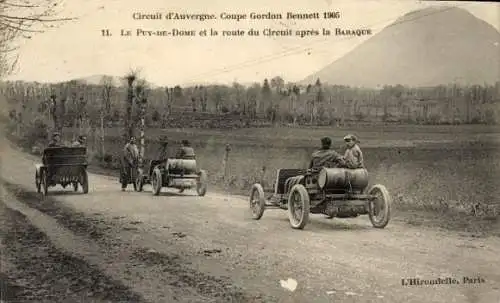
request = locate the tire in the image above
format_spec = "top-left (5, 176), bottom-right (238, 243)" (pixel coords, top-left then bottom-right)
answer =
top-left (152, 168), bottom-right (162, 196)
top-left (196, 170), bottom-right (208, 197)
top-left (81, 170), bottom-right (89, 194)
top-left (368, 184), bottom-right (391, 228)
top-left (41, 170), bottom-right (49, 196)
top-left (287, 184), bottom-right (310, 229)
top-left (249, 183), bottom-right (265, 220)
top-left (73, 182), bottom-right (79, 192)
top-left (35, 170), bottom-right (41, 193)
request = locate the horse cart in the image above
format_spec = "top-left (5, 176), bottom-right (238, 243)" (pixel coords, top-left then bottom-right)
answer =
top-left (249, 167), bottom-right (391, 229)
top-left (135, 158), bottom-right (208, 196)
top-left (35, 147), bottom-right (89, 196)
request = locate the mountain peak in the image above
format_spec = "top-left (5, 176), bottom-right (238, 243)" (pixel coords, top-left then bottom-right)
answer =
top-left (302, 6), bottom-right (500, 87)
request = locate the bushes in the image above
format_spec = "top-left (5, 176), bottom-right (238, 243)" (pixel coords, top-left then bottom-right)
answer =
top-left (18, 117), bottom-right (49, 149)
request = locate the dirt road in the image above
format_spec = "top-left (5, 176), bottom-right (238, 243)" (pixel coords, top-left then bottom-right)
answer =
top-left (1, 137), bottom-right (500, 303)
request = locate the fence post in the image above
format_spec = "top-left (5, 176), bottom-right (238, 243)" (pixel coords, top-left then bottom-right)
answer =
top-left (222, 144), bottom-right (231, 181)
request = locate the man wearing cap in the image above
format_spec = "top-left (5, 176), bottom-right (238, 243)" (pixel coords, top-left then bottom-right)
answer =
top-left (120, 136), bottom-right (140, 191)
top-left (309, 137), bottom-right (344, 170)
top-left (343, 134), bottom-right (364, 169)
top-left (175, 139), bottom-right (196, 160)
top-left (71, 135), bottom-right (87, 147)
top-left (48, 132), bottom-right (62, 147)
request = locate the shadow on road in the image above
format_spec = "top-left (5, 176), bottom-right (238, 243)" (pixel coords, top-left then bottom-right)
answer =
top-left (269, 215), bottom-right (373, 231)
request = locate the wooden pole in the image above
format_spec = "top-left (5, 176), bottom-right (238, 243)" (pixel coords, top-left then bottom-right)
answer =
top-left (222, 144), bottom-right (231, 181)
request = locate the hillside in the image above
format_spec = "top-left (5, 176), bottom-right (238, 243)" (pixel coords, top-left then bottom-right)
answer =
top-left (302, 6), bottom-right (500, 87)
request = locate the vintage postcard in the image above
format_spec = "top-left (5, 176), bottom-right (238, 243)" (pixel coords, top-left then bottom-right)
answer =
top-left (0, 0), bottom-right (499, 302)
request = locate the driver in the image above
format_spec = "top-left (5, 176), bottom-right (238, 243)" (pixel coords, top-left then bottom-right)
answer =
top-left (48, 132), bottom-right (62, 147)
top-left (309, 137), bottom-right (344, 169)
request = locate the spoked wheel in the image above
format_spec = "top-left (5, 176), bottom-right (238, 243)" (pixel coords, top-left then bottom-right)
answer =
top-left (81, 170), bottom-right (89, 194)
top-left (35, 170), bottom-right (41, 193)
top-left (151, 168), bottom-right (162, 196)
top-left (368, 184), bottom-right (391, 228)
top-left (249, 183), bottom-right (265, 220)
top-left (135, 169), bottom-right (144, 192)
top-left (41, 170), bottom-right (49, 196)
top-left (287, 184), bottom-right (310, 229)
top-left (73, 182), bottom-right (79, 192)
top-left (196, 170), bottom-right (208, 196)
top-left (135, 176), bottom-right (144, 192)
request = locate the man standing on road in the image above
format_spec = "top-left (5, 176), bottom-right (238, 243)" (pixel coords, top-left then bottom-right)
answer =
top-left (309, 137), bottom-right (345, 169)
top-left (175, 140), bottom-right (196, 160)
top-left (120, 136), bottom-right (139, 191)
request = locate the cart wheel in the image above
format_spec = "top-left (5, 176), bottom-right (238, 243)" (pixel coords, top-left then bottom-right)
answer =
top-left (287, 184), bottom-right (310, 229)
top-left (249, 183), bottom-right (265, 220)
top-left (41, 170), bottom-right (49, 196)
top-left (35, 170), bottom-right (41, 193)
top-left (135, 176), bottom-right (144, 192)
top-left (196, 170), bottom-right (208, 197)
top-left (152, 168), bottom-right (162, 196)
top-left (81, 170), bottom-right (89, 194)
top-left (368, 184), bottom-right (391, 228)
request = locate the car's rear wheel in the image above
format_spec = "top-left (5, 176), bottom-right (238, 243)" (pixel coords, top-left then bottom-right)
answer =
top-left (287, 184), bottom-right (310, 229)
top-left (152, 168), bottom-right (162, 196)
top-left (196, 170), bottom-right (208, 196)
top-left (249, 183), bottom-right (266, 220)
top-left (35, 170), bottom-right (41, 193)
top-left (368, 184), bottom-right (391, 228)
top-left (41, 170), bottom-right (49, 196)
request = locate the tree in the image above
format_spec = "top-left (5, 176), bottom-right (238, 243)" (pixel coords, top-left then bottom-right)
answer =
top-left (124, 71), bottom-right (137, 140)
top-left (99, 76), bottom-right (114, 157)
top-left (270, 76), bottom-right (284, 94)
top-left (0, 1), bottom-right (73, 77)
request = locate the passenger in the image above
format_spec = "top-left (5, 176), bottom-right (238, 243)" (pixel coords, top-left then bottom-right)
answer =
top-left (309, 137), bottom-right (344, 170)
top-left (120, 136), bottom-right (139, 191)
top-left (175, 139), bottom-right (196, 160)
top-left (71, 135), bottom-right (87, 147)
top-left (48, 132), bottom-right (62, 147)
top-left (343, 134), bottom-right (364, 169)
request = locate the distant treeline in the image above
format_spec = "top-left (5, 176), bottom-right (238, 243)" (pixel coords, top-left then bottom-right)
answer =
top-left (3, 76), bottom-right (500, 132)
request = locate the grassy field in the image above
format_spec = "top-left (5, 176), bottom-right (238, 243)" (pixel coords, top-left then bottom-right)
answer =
top-left (54, 124), bottom-right (500, 220)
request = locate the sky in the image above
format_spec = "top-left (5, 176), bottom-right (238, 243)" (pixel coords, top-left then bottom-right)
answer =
top-left (5, 0), bottom-right (500, 86)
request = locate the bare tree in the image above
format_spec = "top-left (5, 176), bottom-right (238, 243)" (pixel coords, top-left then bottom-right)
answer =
top-left (99, 75), bottom-right (114, 157)
top-left (124, 70), bottom-right (137, 140)
top-left (0, 0), bottom-right (74, 77)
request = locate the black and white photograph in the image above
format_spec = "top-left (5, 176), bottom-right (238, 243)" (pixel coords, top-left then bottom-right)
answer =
top-left (0, 0), bottom-right (499, 302)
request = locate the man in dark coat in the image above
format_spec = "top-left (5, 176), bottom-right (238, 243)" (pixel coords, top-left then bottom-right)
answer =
top-left (309, 137), bottom-right (344, 169)
top-left (48, 132), bottom-right (62, 147)
top-left (175, 140), bottom-right (196, 159)
top-left (120, 136), bottom-right (139, 191)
